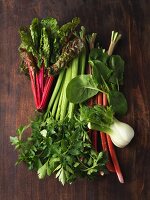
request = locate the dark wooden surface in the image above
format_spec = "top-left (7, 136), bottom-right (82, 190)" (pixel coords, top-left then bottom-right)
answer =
top-left (0, 0), bottom-right (150, 199)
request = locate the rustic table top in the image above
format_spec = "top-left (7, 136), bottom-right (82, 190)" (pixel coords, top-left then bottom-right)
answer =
top-left (0, 0), bottom-right (150, 199)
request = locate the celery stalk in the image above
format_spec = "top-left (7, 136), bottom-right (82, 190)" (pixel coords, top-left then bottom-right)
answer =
top-left (79, 47), bottom-right (86, 75)
top-left (68, 57), bottom-right (79, 118)
top-left (60, 66), bottom-right (72, 120)
top-left (44, 70), bottom-right (65, 119)
top-left (51, 84), bottom-right (62, 117)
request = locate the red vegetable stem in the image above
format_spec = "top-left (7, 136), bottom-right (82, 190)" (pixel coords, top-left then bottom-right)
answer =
top-left (36, 74), bottom-right (41, 106)
top-left (103, 93), bottom-right (124, 183)
top-left (38, 75), bottom-right (54, 110)
top-left (28, 67), bottom-right (38, 108)
top-left (106, 135), bottom-right (124, 183)
top-left (97, 92), bottom-right (115, 172)
top-left (38, 65), bottom-right (44, 93)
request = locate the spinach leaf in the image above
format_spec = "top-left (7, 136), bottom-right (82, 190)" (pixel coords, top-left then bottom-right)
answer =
top-left (109, 90), bottom-right (127, 115)
top-left (66, 74), bottom-right (99, 104)
top-left (108, 55), bottom-right (124, 85)
top-left (90, 60), bottom-right (112, 84)
top-left (89, 48), bottom-right (109, 64)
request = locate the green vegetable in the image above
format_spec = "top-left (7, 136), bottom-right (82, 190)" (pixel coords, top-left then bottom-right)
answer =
top-left (80, 105), bottom-right (114, 133)
top-left (89, 60), bottom-right (112, 84)
top-left (66, 74), bottom-right (100, 104)
top-left (80, 105), bottom-right (134, 148)
top-left (10, 115), bottom-right (107, 185)
top-left (19, 17), bottom-right (81, 75)
top-left (108, 90), bottom-right (128, 115)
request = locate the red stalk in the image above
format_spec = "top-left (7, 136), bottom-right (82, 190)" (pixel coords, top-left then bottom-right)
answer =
top-left (92, 130), bottom-right (98, 151)
top-left (36, 74), bottom-right (41, 106)
top-left (28, 67), bottom-right (38, 108)
top-left (38, 75), bottom-right (54, 110)
top-left (38, 65), bottom-right (44, 93)
top-left (97, 93), bottom-right (115, 172)
top-left (103, 93), bottom-right (124, 183)
top-left (100, 132), bottom-right (115, 172)
top-left (106, 135), bottom-right (124, 183)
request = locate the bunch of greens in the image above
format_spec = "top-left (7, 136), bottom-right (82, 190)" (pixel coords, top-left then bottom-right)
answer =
top-left (20, 17), bottom-right (81, 72)
top-left (11, 25), bottom-right (134, 185)
top-left (19, 17), bottom-right (83, 110)
top-left (10, 115), bottom-right (107, 185)
top-left (67, 31), bottom-right (127, 116)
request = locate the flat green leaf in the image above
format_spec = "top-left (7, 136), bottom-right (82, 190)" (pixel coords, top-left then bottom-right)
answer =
top-left (66, 74), bottom-right (99, 104)
top-left (109, 90), bottom-right (128, 115)
top-left (90, 60), bottom-right (112, 84)
top-left (108, 55), bottom-right (124, 85)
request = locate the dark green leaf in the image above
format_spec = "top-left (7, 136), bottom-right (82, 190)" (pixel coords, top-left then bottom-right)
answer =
top-left (109, 90), bottom-right (128, 115)
top-left (108, 55), bottom-right (124, 85)
top-left (89, 48), bottom-right (109, 64)
top-left (90, 60), bottom-right (112, 84)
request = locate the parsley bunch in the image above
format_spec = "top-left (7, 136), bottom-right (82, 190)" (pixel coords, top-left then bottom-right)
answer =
top-left (10, 115), bottom-right (107, 185)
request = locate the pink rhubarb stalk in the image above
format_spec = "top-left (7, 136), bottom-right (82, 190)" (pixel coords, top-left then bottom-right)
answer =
top-left (103, 93), bottom-right (124, 183)
top-left (97, 93), bottom-right (115, 173)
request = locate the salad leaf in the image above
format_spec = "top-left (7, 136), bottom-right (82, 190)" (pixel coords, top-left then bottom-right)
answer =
top-left (89, 60), bottom-right (112, 84)
top-left (108, 55), bottom-right (124, 85)
top-left (89, 48), bottom-right (109, 64)
top-left (66, 74), bottom-right (99, 104)
top-left (109, 90), bottom-right (128, 115)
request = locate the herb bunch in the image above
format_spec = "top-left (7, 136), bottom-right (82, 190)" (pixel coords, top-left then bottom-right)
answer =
top-left (10, 115), bottom-right (107, 185)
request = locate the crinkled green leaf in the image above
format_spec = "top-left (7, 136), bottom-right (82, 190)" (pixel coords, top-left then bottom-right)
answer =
top-left (30, 18), bottom-right (41, 50)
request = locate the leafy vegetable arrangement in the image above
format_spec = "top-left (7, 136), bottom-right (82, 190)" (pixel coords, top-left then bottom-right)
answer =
top-left (19, 17), bottom-right (83, 110)
top-left (11, 17), bottom-right (134, 185)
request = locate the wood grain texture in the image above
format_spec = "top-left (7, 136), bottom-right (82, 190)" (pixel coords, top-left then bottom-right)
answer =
top-left (0, 0), bottom-right (150, 199)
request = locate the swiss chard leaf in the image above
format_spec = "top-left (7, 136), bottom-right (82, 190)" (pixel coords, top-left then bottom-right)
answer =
top-left (19, 27), bottom-right (38, 57)
top-left (40, 27), bottom-right (50, 68)
top-left (58, 17), bottom-right (80, 44)
top-left (109, 90), bottom-right (128, 115)
top-left (30, 18), bottom-right (41, 50)
top-left (66, 74), bottom-right (99, 104)
top-left (41, 17), bottom-right (59, 34)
